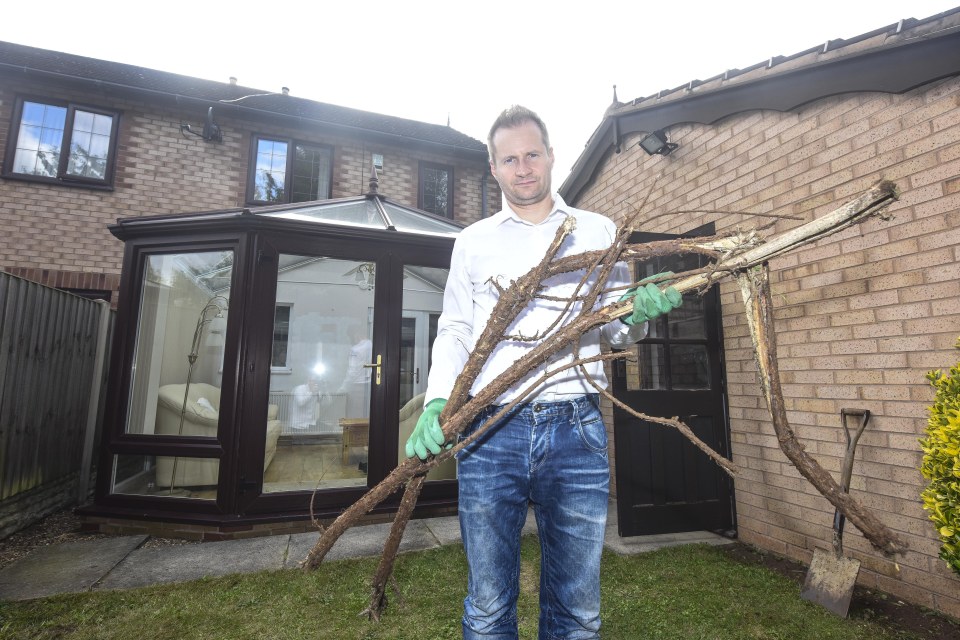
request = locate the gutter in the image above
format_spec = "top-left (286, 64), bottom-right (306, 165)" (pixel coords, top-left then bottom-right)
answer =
top-left (0, 63), bottom-right (488, 160)
top-left (560, 20), bottom-right (960, 204)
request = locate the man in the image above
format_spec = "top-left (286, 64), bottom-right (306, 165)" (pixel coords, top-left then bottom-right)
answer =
top-left (406, 106), bottom-right (681, 639)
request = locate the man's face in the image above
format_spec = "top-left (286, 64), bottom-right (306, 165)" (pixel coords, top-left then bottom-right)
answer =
top-left (489, 121), bottom-right (555, 209)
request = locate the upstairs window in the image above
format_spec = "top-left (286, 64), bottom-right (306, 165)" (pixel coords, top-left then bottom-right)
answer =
top-left (3, 97), bottom-right (120, 187)
top-left (249, 136), bottom-right (333, 204)
top-left (419, 162), bottom-right (453, 218)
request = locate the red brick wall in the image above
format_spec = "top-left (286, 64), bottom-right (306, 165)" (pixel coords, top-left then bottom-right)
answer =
top-left (573, 76), bottom-right (960, 616)
top-left (0, 75), bottom-right (498, 298)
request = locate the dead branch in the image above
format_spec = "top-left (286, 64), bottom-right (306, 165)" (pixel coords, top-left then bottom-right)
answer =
top-left (736, 265), bottom-right (907, 555)
top-left (361, 474), bottom-right (426, 621)
top-left (302, 180), bottom-right (904, 618)
top-left (578, 362), bottom-right (739, 476)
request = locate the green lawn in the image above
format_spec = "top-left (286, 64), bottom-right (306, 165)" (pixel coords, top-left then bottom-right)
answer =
top-left (0, 538), bottom-right (938, 639)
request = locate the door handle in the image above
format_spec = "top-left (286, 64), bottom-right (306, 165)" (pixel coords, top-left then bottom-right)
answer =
top-left (415, 367), bottom-right (420, 384)
top-left (362, 354), bottom-right (382, 385)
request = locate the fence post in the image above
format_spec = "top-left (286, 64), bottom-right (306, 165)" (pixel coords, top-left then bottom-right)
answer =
top-left (77, 300), bottom-right (111, 505)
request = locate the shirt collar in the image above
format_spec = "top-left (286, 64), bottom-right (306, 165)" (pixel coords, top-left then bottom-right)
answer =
top-left (492, 193), bottom-right (571, 227)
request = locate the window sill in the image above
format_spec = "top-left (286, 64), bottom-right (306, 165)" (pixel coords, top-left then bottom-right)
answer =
top-left (1, 172), bottom-right (115, 191)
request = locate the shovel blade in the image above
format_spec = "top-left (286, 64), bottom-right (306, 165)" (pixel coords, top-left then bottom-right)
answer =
top-left (801, 548), bottom-right (862, 617)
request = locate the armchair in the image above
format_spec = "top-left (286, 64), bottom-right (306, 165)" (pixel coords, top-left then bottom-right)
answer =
top-left (154, 383), bottom-right (281, 487)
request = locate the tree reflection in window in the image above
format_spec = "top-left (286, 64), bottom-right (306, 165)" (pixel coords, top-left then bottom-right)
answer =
top-left (419, 162), bottom-right (452, 218)
top-left (8, 99), bottom-right (116, 185)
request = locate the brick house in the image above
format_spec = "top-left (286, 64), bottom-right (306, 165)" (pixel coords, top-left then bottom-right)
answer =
top-left (0, 42), bottom-right (501, 536)
top-left (0, 40), bottom-right (499, 303)
top-left (561, 9), bottom-right (960, 616)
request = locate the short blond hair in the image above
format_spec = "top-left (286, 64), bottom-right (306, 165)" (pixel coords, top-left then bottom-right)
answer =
top-left (487, 105), bottom-right (550, 162)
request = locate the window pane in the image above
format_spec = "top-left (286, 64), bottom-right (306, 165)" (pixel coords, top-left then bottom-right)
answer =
top-left (12, 149), bottom-right (51, 176)
top-left (124, 251), bottom-right (233, 439)
top-left (255, 139), bottom-right (287, 201)
top-left (67, 110), bottom-right (113, 179)
top-left (20, 101), bottom-right (48, 127)
top-left (13, 102), bottom-right (66, 177)
top-left (291, 144), bottom-right (332, 202)
top-left (636, 343), bottom-right (667, 390)
top-left (668, 293), bottom-right (706, 339)
top-left (111, 454), bottom-right (218, 500)
top-left (670, 344), bottom-right (711, 390)
top-left (263, 255), bottom-right (375, 493)
top-left (421, 165), bottom-right (450, 216)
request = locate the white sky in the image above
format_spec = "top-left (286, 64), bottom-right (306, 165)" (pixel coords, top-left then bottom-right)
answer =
top-left (3, 1), bottom-right (957, 186)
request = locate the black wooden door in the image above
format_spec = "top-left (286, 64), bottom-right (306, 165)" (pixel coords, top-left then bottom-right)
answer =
top-left (612, 225), bottom-right (735, 537)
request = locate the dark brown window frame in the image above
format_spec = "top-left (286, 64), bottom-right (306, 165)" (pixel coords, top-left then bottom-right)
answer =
top-left (2, 95), bottom-right (121, 190)
top-left (418, 161), bottom-right (454, 218)
top-left (246, 134), bottom-right (334, 205)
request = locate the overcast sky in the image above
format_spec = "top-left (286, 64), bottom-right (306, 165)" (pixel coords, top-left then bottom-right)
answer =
top-left (3, 1), bottom-right (957, 186)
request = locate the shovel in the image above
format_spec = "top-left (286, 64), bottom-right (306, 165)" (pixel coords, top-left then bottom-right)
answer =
top-left (800, 408), bottom-right (871, 617)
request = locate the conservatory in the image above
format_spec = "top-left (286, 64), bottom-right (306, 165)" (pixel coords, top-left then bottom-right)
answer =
top-left (85, 185), bottom-right (461, 535)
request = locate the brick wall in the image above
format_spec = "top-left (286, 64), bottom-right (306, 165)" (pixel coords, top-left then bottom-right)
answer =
top-left (573, 76), bottom-right (960, 616)
top-left (0, 75), bottom-right (498, 298)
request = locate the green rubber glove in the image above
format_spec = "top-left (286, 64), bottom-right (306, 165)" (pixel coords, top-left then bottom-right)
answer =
top-left (619, 272), bottom-right (683, 325)
top-left (405, 398), bottom-right (447, 460)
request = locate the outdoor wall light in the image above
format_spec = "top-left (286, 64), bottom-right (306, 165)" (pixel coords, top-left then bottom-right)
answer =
top-left (639, 129), bottom-right (678, 156)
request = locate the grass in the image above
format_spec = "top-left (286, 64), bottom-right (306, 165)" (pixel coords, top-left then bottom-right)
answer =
top-left (0, 537), bottom-right (935, 640)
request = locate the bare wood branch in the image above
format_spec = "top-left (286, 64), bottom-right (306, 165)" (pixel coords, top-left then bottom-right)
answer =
top-left (361, 474), bottom-right (426, 621)
top-left (302, 180), bottom-right (904, 588)
top-left (578, 363), bottom-right (739, 476)
top-left (736, 265), bottom-right (907, 556)
top-left (616, 180), bottom-right (900, 315)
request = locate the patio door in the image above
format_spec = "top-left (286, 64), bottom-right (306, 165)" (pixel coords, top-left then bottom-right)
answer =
top-left (396, 264), bottom-right (455, 485)
top-left (234, 236), bottom-right (456, 515)
top-left (399, 312), bottom-right (435, 408)
top-left (257, 254), bottom-right (378, 494)
top-left (612, 225), bottom-right (735, 537)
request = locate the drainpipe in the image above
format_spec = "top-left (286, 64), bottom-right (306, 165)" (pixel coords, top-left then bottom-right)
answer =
top-left (481, 173), bottom-right (488, 218)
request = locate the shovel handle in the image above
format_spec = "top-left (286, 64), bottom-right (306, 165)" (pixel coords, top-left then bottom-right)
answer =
top-left (838, 409), bottom-right (871, 492)
top-left (832, 511), bottom-right (847, 556)
top-left (832, 409), bottom-right (870, 556)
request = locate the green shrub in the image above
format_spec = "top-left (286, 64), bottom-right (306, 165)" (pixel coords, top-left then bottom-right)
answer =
top-left (920, 337), bottom-right (960, 576)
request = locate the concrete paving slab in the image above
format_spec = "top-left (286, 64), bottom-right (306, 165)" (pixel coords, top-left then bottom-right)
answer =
top-left (95, 535), bottom-right (290, 591)
top-left (0, 535), bottom-right (147, 601)
top-left (285, 519), bottom-right (439, 568)
top-left (422, 515), bottom-right (462, 546)
top-left (603, 527), bottom-right (733, 555)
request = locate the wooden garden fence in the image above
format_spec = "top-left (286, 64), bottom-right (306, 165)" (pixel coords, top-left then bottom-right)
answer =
top-left (0, 272), bottom-right (114, 537)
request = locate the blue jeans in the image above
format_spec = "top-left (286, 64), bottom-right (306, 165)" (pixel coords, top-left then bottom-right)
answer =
top-left (457, 394), bottom-right (609, 640)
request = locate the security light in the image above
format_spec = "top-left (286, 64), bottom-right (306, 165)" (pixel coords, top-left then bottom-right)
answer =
top-left (639, 129), bottom-right (678, 156)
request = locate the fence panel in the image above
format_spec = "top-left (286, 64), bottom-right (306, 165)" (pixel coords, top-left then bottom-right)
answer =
top-left (0, 273), bottom-right (112, 507)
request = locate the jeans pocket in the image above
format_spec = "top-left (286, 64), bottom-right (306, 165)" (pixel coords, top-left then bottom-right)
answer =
top-left (575, 404), bottom-right (608, 454)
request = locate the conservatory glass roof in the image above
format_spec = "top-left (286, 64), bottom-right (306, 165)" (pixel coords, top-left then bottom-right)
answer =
top-left (256, 194), bottom-right (463, 237)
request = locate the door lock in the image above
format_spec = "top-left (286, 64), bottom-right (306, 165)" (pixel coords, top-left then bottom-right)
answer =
top-left (362, 354), bottom-right (382, 385)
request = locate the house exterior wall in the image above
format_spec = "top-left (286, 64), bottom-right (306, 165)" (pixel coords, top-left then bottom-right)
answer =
top-left (0, 73), bottom-right (499, 303)
top-left (572, 75), bottom-right (960, 616)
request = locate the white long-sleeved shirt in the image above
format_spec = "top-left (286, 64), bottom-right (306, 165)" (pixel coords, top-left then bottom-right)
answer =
top-left (424, 194), bottom-right (645, 406)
